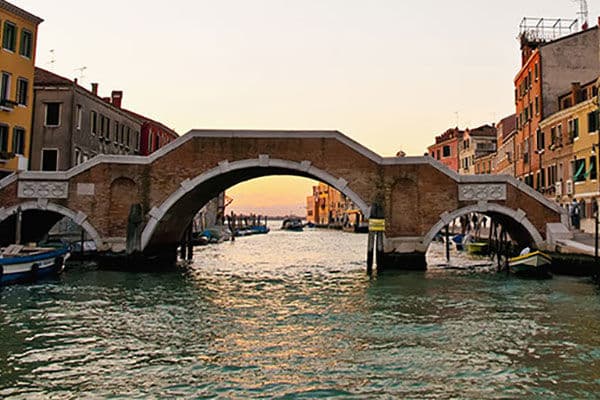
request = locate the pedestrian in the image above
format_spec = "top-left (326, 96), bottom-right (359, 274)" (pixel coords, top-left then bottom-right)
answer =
top-left (570, 199), bottom-right (581, 230)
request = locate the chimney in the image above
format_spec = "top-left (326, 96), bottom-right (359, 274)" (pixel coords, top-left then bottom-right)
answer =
top-left (571, 82), bottom-right (582, 103)
top-left (111, 90), bottom-right (123, 108)
top-left (102, 97), bottom-right (111, 103)
top-left (74, 78), bottom-right (78, 85)
top-left (91, 83), bottom-right (98, 95)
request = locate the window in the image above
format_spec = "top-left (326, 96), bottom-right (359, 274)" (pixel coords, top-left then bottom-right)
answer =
top-left (590, 156), bottom-right (597, 180)
top-left (75, 148), bottom-right (80, 165)
top-left (1, 72), bottom-right (10, 101)
top-left (126, 127), bottom-right (130, 147)
top-left (534, 63), bottom-right (539, 80)
top-left (76, 105), bottom-right (82, 130)
top-left (120, 125), bottom-right (125, 144)
top-left (536, 129), bottom-right (544, 151)
top-left (90, 111), bottom-right (97, 134)
top-left (135, 131), bottom-right (140, 151)
top-left (573, 158), bottom-right (586, 182)
top-left (588, 111), bottom-right (599, 133)
top-left (41, 149), bottom-right (58, 171)
top-left (535, 96), bottom-right (539, 115)
top-left (0, 125), bottom-right (8, 152)
top-left (19, 29), bottom-right (33, 58)
top-left (442, 146), bottom-right (451, 157)
top-left (16, 78), bottom-right (27, 105)
top-left (569, 118), bottom-right (579, 140)
top-left (114, 121), bottom-right (119, 142)
top-left (12, 127), bottom-right (25, 155)
top-left (2, 21), bottom-right (16, 52)
top-left (45, 103), bottom-right (61, 126)
top-left (99, 115), bottom-right (106, 138)
top-left (106, 117), bottom-right (111, 139)
top-left (557, 124), bottom-right (563, 146)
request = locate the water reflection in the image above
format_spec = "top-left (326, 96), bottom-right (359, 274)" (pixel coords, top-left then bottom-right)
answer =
top-left (0, 227), bottom-right (599, 398)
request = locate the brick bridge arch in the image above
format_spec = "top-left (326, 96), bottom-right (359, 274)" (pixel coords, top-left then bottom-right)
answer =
top-left (142, 158), bottom-right (370, 250)
top-left (421, 203), bottom-right (545, 251)
top-left (0, 130), bottom-right (568, 268)
top-left (0, 201), bottom-right (102, 247)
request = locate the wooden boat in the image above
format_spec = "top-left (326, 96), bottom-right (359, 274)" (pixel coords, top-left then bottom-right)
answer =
top-left (0, 244), bottom-right (70, 285)
top-left (467, 242), bottom-right (489, 255)
top-left (509, 251), bottom-right (552, 278)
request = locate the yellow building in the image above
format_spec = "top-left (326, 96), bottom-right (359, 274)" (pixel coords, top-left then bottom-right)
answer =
top-left (0, 1), bottom-right (43, 178)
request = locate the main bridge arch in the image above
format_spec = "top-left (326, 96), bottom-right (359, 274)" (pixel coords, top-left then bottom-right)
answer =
top-left (142, 157), bottom-right (370, 250)
top-left (0, 201), bottom-right (102, 247)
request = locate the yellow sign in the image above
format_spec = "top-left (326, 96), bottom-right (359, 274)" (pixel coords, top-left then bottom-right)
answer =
top-left (369, 219), bottom-right (385, 232)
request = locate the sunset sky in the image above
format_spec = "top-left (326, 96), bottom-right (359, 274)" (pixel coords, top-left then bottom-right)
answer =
top-left (12, 0), bottom-right (599, 215)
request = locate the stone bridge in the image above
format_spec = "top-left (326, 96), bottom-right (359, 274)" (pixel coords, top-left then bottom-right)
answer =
top-left (0, 130), bottom-right (568, 268)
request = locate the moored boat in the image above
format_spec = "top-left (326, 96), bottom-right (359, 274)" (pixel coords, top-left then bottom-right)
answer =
top-left (467, 242), bottom-right (489, 256)
top-left (0, 245), bottom-right (70, 285)
top-left (509, 251), bottom-right (552, 278)
top-left (281, 218), bottom-right (303, 231)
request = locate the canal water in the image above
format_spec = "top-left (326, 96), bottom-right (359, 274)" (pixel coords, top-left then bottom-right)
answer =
top-left (1, 225), bottom-right (600, 398)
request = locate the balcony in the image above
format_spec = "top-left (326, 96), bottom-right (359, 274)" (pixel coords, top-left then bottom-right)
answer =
top-left (0, 99), bottom-right (17, 112)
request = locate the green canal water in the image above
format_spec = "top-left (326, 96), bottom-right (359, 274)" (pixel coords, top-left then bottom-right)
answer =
top-left (1, 227), bottom-right (600, 398)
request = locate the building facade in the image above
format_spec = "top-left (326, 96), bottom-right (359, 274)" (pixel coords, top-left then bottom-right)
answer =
top-left (514, 23), bottom-right (600, 190)
top-left (458, 124), bottom-right (497, 175)
top-left (427, 128), bottom-right (463, 172)
top-left (306, 182), bottom-right (365, 228)
top-left (124, 106), bottom-right (178, 156)
top-left (0, 0), bottom-right (42, 177)
top-left (492, 114), bottom-right (517, 175)
top-left (31, 68), bottom-right (142, 171)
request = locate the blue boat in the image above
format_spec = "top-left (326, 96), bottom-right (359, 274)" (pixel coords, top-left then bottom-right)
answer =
top-left (0, 245), bottom-right (70, 285)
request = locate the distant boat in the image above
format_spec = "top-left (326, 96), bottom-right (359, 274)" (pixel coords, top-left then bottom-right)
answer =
top-left (509, 251), bottom-right (552, 278)
top-left (281, 218), bottom-right (304, 231)
top-left (0, 244), bottom-right (70, 285)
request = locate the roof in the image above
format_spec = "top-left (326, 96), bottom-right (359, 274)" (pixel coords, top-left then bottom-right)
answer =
top-left (0, 0), bottom-right (43, 24)
top-left (121, 108), bottom-right (179, 139)
top-left (35, 67), bottom-right (73, 87)
top-left (466, 124), bottom-right (497, 137)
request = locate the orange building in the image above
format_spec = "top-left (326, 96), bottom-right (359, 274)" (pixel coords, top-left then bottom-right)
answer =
top-left (306, 183), bottom-right (365, 229)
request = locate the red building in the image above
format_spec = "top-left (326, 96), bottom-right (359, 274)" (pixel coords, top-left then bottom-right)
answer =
top-left (427, 127), bottom-right (464, 172)
top-left (119, 101), bottom-right (178, 155)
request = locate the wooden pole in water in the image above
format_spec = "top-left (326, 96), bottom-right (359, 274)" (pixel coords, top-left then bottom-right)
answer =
top-left (186, 224), bottom-right (193, 262)
top-left (445, 225), bottom-right (450, 263)
top-left (80, 227), bottom-right (85, 257)
top-left (366, 232), bottom-right (374, 275)
top-left (15, 206), bottom-right (22, 245)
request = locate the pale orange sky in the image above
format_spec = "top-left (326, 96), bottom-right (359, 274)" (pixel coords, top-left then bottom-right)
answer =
top-left (12, 0), bottom-right (596, 215)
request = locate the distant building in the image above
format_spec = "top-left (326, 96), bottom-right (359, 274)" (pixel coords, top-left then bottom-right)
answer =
top-left (458, 124), bottom-right (497, 175)
top-left (427, 127), bottom-right (463, 172)
top-left (31, 68), bottom-right (142, 171)
top-left (0, 1), bottom-right (43, 178)
top-left (306, 182), bottom-right (364, 228)
top-left (492, 114), bottom-right (517, 176)
top-left (514, 18), bottom-right (600, 189)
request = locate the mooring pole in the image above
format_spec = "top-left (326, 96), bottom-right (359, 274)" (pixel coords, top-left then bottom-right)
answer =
top-left (179, 232), bottom-right (187, 261)
top-left (186, 224), bottom-right (193, 262)
top-left (367, 232), bottom-right (374, 275)
top-left (15, 206), bottom-right (22, 245)
top-left (594, 200), bottom-right (598, 264)
top-left (80, 227), bottom-right (85, 257)
top-left (376, 231), bottom-right (384, 268)
top-left (445, 225), bottom-right (450, 263)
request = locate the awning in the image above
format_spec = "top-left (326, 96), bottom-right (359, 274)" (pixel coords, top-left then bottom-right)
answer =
top-left (574, 161), bottom-right (586, 180)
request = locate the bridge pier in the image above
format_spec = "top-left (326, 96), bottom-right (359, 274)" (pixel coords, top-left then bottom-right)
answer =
top-left (378, 237), bottom-right (428, 271)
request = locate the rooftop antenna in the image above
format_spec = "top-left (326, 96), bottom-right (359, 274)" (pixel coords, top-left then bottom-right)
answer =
top-left (454, 111), bottom-right (460, 128)
top-left (74, 66), bottom-right (87, 81)
top-left (574, 0), bottom-right (589, 29)
top-left (47, 49), bottom-right (55, 66)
